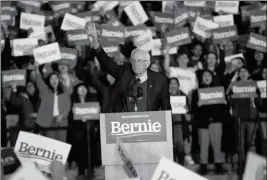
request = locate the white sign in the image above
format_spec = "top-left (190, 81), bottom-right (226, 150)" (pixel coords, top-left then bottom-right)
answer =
top-left (184, 1), bottom-right (206, 7)
top-left (124, 1), bottom-right (149, 26)
top-left (170, 96), bottom-right (187, 114)
top-left (213, 15), bottom-right (234, 27)
top-left (95, 1), bottom-right (119, 13)
top-left (33, 42), bottom-right (61, 64)
top-left (243, 152), bottom-right (266, 180)
top-left (151, 157), bottom-right (208, 180)
top-left (151, 39), bottom-right (177, 56)
top-left (133, 30), bottom-right (153, 52)
top-left (257, 80), bottom-right (267, 98)
top-left (215, 1), bottom-right (240, 14)
top-left (14, 131), bottom-right (71, 173)
top-left (20, 12), bottom-right (45, 31)
top-left (224, 53), bottom-right (244, 63)
top-left (61, 13), bottom-right (86, 31)
top-left (5, 159), bottom-right (49, 180)
top-left (193, 16), bottom-right (219, 38)
top-left (29, 30), bottom-right (47, 42)
top-left (12, 38), bottom-right (38, 57)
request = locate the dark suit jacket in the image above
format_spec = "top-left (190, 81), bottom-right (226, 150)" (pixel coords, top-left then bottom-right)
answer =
top-left (94, 47), bottom-right (171, 112)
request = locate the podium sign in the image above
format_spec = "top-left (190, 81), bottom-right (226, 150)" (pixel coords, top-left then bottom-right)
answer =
top-left (100, 111), bottom-right (173, 180)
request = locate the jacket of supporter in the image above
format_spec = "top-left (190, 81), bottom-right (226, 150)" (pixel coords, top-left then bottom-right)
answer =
top-left (35, 71), bottom-right (71, 127)
top-left (191, 83), bottom-right (230, 129)
top-left (9, 90), bottom-right (36, 128)
top-left (93, 47), bottom-right (171, 112)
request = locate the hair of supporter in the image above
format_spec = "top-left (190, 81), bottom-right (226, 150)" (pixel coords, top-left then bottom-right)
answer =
top-left (130, 48), bottom-right (150, 61)
top-left (72, 83), bottom-right (90, 103)
top-left (205, 51), bottom-right (218, 60)
top-left (233, 57), bottom-right (245, 65)
top-left (46, 72), bottom-right (64, 94)
top-left (169, 77), bottom-right (180, 87)
top-left (149, 61), bottom-right (163, 73)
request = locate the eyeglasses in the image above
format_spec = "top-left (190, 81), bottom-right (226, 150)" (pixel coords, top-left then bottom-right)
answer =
top-left (130, 59), bottom-right (148, 64)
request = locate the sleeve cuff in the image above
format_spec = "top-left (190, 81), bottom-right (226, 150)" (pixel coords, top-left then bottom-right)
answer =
top-left (94, 46), bottom-right (102, 53)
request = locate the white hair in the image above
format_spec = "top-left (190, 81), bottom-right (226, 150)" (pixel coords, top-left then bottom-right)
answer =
top-left (130, 48), bottom-right (150, 61)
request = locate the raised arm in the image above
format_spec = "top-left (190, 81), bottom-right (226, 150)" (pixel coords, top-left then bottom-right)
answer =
top-left (163, 45), bottom-right (171, 77)
top-left (85, 22), bottom-right (123, 79)
top-left (34, 64), bottom-right (48, 97)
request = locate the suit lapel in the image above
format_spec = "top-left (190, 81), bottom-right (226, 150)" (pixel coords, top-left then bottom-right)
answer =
top-left (147, 71), bottom-right (155, 111)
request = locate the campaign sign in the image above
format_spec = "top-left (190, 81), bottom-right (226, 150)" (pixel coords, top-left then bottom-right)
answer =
top-left (116, 138), bottom-right (139, 178)
top-left (2, 70), bottom-right (26, 88)
top-left (4, 160), bottom-right (50, 180)
top-left (18, 1), bottom-right (42, 12)
top-left (61, 13), bottom-right (86, 31)
top-left (184, 1), bottom-right (206, 7)
top-left (133, 30), bottom-right (153, 51)
top-left (170, 96), bottom-right (187, 114)
top-left (246, 33), bottom-right (267, 53)
top-left (231, 81), bottom-right (258, 99)
top-left (20, 12), bottom-right (45, 31)
top-left (193, 16), bottom-right (219, 39)
top-left (104, 111), bottom-right (167, 144)
top-left (213, 15), bottom-right (234, 28)
top-left (198, 87), bottom-right (226, 106)
top-left (243, 152), bottom-right (266, 180)
top-left (101, 25), bottom-right (125, 43)
top-left (153, 12), bottom-right (174, 30)
top-left (14, 131), bottom-right (71, 173)
top-left (33, 42), bottom-right (61, 65)
top-left (151, 39), bottom-right (177, 56)
top-left (1, 10), bottom-right (14, 25)
top-left (1, 147), bottom-right (21, 175)
top-left (29, 30), bottom-right (47, 42)
top-left (165, 27), bottom-right (192, 46)
top-left (76, 11), bottom-right (101, 22)
top-left (66, 29), bottom-right (90, 46)
top-left (257, 80), bottom-right (266, 98)
top-left (12, 38), bottom-right (38, 57)
top-left (174, 9), bottom-right (189, 28)
top-left (92, 1), bottom-right (119, 12)
top-left (125, 25), bottom-right (147, 38)
top-left (51, 2), bottom-right (71, 15)
top-left (215, 1), bottom-right (239, 14)
top-left (124, 1), bottom-right (149, 26)
top-left (250, 10), bottom-right (267, 28)
top-left (151, 157), bottom-right (208, 180)
top-left (102, 40), bottom-right (120, 57)
top-left (73, 102), bottom-right (100, 120)
top-left (212, 25), bottom-right (238, 44)
top-left (60, 47), bottom-right (78, 68)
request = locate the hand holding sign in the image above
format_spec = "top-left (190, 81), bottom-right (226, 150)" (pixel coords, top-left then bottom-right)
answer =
top-left (85, 22), bottom-right (99, 49)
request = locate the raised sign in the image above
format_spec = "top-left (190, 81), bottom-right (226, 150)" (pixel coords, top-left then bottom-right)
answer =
top-left (73, 102), bottom-right (100, 120)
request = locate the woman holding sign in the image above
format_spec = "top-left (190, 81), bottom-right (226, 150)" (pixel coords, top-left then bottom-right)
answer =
top-left (33, 64), bottom-right (71, 142)
top-left (192, 69), bottom-right (228, 175)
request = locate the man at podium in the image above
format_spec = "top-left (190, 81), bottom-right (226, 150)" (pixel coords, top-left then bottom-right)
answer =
top-left (85, 22), bottom-right (171, 112)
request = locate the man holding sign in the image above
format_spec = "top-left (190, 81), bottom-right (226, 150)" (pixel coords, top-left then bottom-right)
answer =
top-left (85, 22), bottom-right (171, 113)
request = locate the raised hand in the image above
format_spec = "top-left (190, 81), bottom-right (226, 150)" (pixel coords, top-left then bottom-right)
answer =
top-left (85, 22), bottom-right (99, 49)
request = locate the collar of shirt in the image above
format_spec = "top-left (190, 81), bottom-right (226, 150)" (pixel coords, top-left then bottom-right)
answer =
top-left (136, 71), bottom-right (148, 83)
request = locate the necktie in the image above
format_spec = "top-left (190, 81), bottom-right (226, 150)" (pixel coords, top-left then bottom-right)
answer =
top-left (136, 78), bottom-right (141, 84)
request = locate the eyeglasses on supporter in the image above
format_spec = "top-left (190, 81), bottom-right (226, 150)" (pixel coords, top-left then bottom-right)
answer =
top-left (130, 59), bottom-right (149, 64)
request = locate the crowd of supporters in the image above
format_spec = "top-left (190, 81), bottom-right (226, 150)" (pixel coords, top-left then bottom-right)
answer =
top-left (1, 1), bottom-right (266, 177)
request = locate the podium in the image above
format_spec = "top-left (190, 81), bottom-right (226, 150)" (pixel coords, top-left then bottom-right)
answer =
top-left (100, 111), bottom-right (173, 180)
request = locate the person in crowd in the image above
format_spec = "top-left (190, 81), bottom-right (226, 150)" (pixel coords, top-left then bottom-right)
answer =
top-left (169, 77), bottom-right (195, 166)
top-left (149, 60), bottom-right (163, 73)
top-left (255, 67), bottom-right (267, 156)
top-left (85, 22), bottom-right (171, 112)
top-left (56, 61), bottom-right (80, 95)
top-left (251, 51), bottom-right (266, 79)
top-left (163, 45), bottom-right (198, 100)
top-left (228, 66), bottom-right (260, 162)
top-left (192, 70), bottom-right (228, 175)
top-left (34, 64), bottom-right (71, 142)
top-left (189, 42), bottom-right (204, 69)
top-left (9, 83), bottom-right (39, 131)
top-left (69, 83), bottom-right (100, 177)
